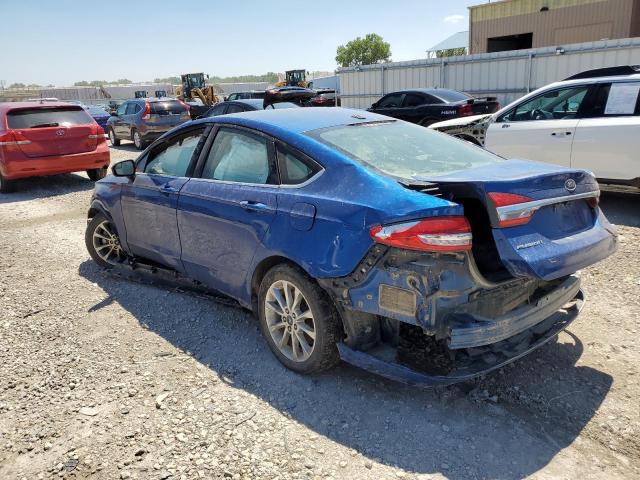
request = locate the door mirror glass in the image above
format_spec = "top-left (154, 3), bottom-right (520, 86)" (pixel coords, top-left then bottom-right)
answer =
top-left (113, 160), bottom-right (135, 177)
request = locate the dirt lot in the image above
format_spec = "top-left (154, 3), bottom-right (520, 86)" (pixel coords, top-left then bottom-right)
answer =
top-left (1, 142), bottom-right (639, 480)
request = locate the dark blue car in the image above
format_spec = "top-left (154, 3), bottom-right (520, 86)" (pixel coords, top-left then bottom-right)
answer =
top-left (85, 108), bottom-right (617, 385)
top-left (84, 104), bottom-right (110, 132)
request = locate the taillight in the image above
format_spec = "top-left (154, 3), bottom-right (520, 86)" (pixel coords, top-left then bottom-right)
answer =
top-left (370, 217), bottom-right (472, 252)
top-left (0, 131), bottom-right (31, 146)
top-left (88, 125), bottom-right (107, 144)
top-left (586, 195), bottom-right (600, 208)
top-left (142, 102), bottom-right (151, 119)
top-left (458, 104), bottom-right (473, 116)
top-left (489, 192), bottom-right (536, 227)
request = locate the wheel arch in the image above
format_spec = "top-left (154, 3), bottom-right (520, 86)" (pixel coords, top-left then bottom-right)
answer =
top-left (250, 255), bottom-right (303, 312)
top-left (87, 199), bottom-right (112, 221)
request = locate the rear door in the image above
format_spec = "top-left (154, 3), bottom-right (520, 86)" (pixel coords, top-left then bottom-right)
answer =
top-left (485, 85), bottom-right (591, 167)
top-left (177, 126), bottom-right (278, 298)
top-left (571, 81), bottom-right (640, 182)
top-left (120, 126), bottom-right (207, 270)
top-left (6, 106), bottom-right (97, 157)
top-left (397, 93), bottom-right (427, 122)
top-left (112, 102), bottom-right (130, 137)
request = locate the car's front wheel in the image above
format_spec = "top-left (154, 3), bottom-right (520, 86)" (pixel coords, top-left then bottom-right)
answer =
top-left (258, 264), bottom-right (341, 374)
top-left (132, 129), bottom-right (144, 150)
top-left (108, 128), bottom-right (120, 146)
top-left (87, 167), bottom-right (108, 181)
top-left (85, 213), bottom-right (127, 269)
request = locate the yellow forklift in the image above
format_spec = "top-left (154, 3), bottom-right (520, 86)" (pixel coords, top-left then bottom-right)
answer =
top-left (275, 69), bottom-right (309, 88)
top-left (175, 73), bottom-right (221, 118)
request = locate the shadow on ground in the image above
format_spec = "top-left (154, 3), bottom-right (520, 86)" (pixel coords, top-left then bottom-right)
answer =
top-left (78, 260), bottom-right (612, 479)
top-left (599, 191), bottom-right (640, 227)
top-left (109, 142), bottom-right (139, 155)
top-left (0, 173), bottom-right (95, 204)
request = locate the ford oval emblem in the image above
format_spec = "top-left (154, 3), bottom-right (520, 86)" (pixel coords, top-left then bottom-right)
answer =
top-left (565, 179), bottom-right (577, 192)
top-left (56, 129), bottom-right (66, 136)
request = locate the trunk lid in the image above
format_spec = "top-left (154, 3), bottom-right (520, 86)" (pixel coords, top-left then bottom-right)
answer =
top-left (146, 101), bottom-right (190, 127)
top-left (417, 159), bottom-right (617, 281)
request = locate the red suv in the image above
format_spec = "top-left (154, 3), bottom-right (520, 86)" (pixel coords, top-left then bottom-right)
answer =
top-left (0, 102), bottom-right (110, 193)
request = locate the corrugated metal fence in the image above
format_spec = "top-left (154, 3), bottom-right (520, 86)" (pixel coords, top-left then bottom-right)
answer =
top-left (338, 37), bottom-right (640, 109)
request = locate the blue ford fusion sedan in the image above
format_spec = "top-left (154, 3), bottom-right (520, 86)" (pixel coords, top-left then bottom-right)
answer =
top-left (85, 107), bottom-right (617, 385)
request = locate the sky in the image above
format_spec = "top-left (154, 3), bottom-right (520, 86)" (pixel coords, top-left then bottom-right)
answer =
top-left (0, 0), bottom-right (480, 86)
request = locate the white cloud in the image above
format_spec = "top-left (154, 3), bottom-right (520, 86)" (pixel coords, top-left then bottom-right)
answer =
top-left (443, 14), bottom-right (466, 24)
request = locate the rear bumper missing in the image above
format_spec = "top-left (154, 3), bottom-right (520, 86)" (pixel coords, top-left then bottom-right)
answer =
top-left (338, 288), bottom-right (584, 387)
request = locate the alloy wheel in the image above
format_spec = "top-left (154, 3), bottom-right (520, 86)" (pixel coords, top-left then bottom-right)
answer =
top-left (92, 220), bottom-right (126, 265)
top-left (264, 280), bottom-right (316, 362)
top-left (133, 131), bottom-right (142, 149)
top-left (109, 129), bottom-right (116, 144)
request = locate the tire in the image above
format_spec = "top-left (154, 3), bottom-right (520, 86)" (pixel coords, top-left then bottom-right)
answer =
top-left (0, 173), bottom-right (15, 193)
top-left (108, 127), bottom-right (120, 146)
top-left (132, 129), bottom-right (144, 150)
top-left (258, 264), bottom-right (342, 374)
top-left (419, 118), bottom-right (437, 127)
top-left (85, 213), bottom-right (127, 269)
top-left (87, 167), bottom-right (108, 181)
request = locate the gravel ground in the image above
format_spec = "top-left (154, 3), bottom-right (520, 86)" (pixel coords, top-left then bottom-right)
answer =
top-left (0, 142), bottom-right (639, 480)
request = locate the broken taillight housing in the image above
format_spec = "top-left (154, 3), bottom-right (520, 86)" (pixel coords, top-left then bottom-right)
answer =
top-left (489, 192), bottom-right (536, 227)
top-left (370, 217), bottom-right (472, 252)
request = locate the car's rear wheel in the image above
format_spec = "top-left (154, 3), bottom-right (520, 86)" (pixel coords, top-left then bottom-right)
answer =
top-left (258, 264), bottom-right (341, 374)
top-left (108, 128), bottom-right (120, 146)
top-left (85, 213), bottom-right (127, 269)
top-left (419, 118), bottom-right (438, 127)
top-left (87, 167), bottom-right (108, 181)
top-left (132, 129), bottom-right (144, 150)
top-left (0, 173), bottom-right (15, 194)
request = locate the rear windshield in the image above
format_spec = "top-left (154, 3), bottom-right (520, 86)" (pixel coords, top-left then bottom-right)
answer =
top-left (7, 107), bottom-right (94, 129)
top-left (307, 120), bottom-right (501, 179)
top-left (432, 90), bottom-right (472, 103)
top-left (150, 101), bottom-right (187, 115)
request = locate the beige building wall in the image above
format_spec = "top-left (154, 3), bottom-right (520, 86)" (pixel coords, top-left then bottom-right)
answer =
top-left (469, 0), bottom-right (640, 54)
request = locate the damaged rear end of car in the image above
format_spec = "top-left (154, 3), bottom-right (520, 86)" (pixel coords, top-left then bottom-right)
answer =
top-left (309, 118), bottom-right (617, 386)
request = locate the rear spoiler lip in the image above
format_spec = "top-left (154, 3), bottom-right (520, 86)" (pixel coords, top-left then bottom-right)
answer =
top-left (466, 96), bottom-right (498, 104)
top-left (495, 190), bottom-right (599, 222)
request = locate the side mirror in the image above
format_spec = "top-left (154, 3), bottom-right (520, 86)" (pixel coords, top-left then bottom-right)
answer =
top-left (112, 160), bottom-right (135, 177)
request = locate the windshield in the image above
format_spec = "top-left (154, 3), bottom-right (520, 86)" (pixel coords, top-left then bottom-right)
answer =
top-left (308, 120), bottom-right (501, 179)
top-left (433, 89), bottom-right (472, 103)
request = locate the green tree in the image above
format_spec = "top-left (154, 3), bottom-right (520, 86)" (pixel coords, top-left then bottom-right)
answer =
top-left (74, 80), bottom-right (89, 86)
top-left (336, 33), bottom-right (391, 67)
top-left (9, 82), bottom-right (26, 88)
top-left (435, 47), bottom-right (467, 58)
top-left (154, 76), bottom-right (181, 84)
top-left (116, 78), bottom-right (133, 84)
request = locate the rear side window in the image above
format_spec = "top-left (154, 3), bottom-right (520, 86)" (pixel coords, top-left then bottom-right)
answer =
top-left (277, 146), bottom-right (321, 185)
top-left (151, 101), bottom-right (186, 115)
top-left (403, 94), bottom-right (426, 107)
top-left (201, 128), bottom-right (275, 184)
top-left (585, 82), bottom-right (640, 117)
top-left (225, 104), bottom-right (245, 114)
top-left (144, 129), bottom-right (204, 177)
top-left (125, 103), bottom-right (138, 115)
top-left (206, 104), bottom-right (227, 117)
top-left (7, 107), bottom-right (93, 129)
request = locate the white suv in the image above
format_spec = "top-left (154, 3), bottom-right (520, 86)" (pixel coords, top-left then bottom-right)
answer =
top-left (430, 66), bottom-right (640, 190)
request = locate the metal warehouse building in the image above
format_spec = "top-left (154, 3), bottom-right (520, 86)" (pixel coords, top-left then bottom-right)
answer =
top-left (469, 0), bottom-right (640, 54)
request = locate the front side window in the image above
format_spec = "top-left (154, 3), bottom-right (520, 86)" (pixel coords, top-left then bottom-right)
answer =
top-left (376, 94), bottom-right (403, 108)
top-left (201, 128), bottom-right (274, 184)
top-left (502, 86), bottom-right (589, 122)
top-left (117, 103), bottom-right (128, 116)
top-left (144, 129), bottom-right (204, 177)
top-left (308, 120), bottom-right (501, 179)
top-left (277, 146), bottom-right (321, 185)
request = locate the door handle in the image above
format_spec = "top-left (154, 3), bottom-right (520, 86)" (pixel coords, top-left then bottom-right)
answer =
top-left (551, 131), bottom-right (572, 137)
top-left (160, 184), bottom-right (179, 194)
top-left (239, 200), bottom-right (268, 211)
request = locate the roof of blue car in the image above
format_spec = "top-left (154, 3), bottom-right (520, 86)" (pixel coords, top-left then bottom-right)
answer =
top-left (210, 107), bottom-right (390, 133)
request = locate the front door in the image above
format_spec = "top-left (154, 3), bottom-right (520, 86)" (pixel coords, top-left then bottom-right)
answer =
top-left (178, 126), bottom-right (278, 298)
top-left (113, 102), bottom-right (129, 137)
top-left (371, 93), bottom-right (404, 119)
top-left (120, 127), bottom-right (206, 270)
top-left (485, 85), bottom-right (590, 167)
